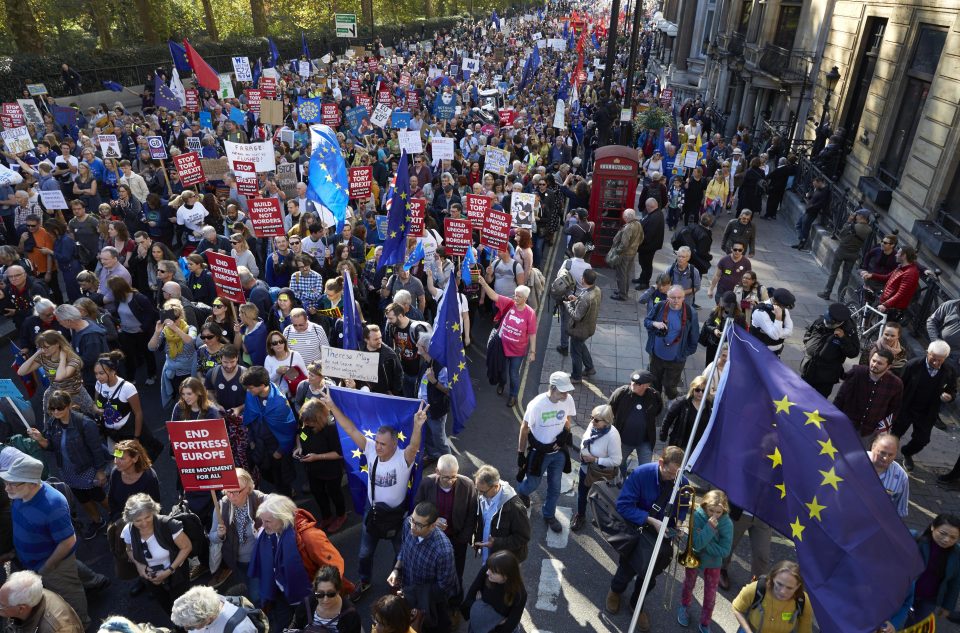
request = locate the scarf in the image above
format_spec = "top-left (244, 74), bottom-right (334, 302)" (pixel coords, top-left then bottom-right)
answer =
top-left (583, 423), bottom-right (612, 452)
top-left (249, 527), bottom-right (312, 606)
top-left (234, 502), bottom-right (250, 544)
top-left (164, 319), bottom-right (188, 358)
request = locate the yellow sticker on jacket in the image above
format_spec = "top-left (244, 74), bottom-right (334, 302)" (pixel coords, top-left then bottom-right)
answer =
top-left (782, 612), bottom-right (793, 621)
top-left (300, 432), bottom-right (308, 441)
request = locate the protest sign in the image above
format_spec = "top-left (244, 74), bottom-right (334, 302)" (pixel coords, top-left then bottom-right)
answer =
top-left (350, 78), bottom-right (361, 95)
top-left (218, 74), bottom-right (235, 99)
top-left (484, 147), bottom-right (510, 175)
top-left (433, 91), bottom-right (456, 120)
top-left (0, 164), bottom-right (22, 187)
top-left (25, 84), bottom-right (47, 96)
top-left (510, 192), bottom-right (536, 229)
top-left (321, 103), bottom-right (341, 127)
top-left (276, 163), bottom-right (298, 190)
top-left (345, 106), bottom-right (373, 137)
top-left (498, 109), bottom-right (517, 127)
top-left (38, 190), bottom-right (68, 210)
top-left (367, 58), bottom-right (378, 73)
top-left (97, 134), bottom-right (122, 159)
top-left (399, 71), bottom-right (411, 88)
top-left (1, 103), bottom-right (24, 129)
top-left (683, 150), bottom-right (699, 169)
top-left (320, 346), bottom-right (379, 382)
top-left (1, 126), bottom-right (34, 154)
top-left (299, 61), bottom-right (312, 77)
top-left (280, 129), bottom-right (294, 149)
top-left (173, 152), bottom-right (206, 187)
top-left (224, 141), bottom-right (276, 173)
top-left (398, 130), bottom-right (423, 155)
top-left (481, 209), bottom-right (511, 251)
top-left (232, 56), bottom-right (253, 82)
top-left (408, 199), bottom-right (426, 237)
top-left (406, 90), bottom-right (419, 109)
top-left (391, 111), bottom-right (411, 130)
top-left (532, 32), bottom-right (543, 40)
top-left (166, 419), bottom-right (239, 491)
top-left (443, 218), bottom-right (472, 256)
top-left (186, 137), bottom-right (202, 152)
top-left (553, 99), bottom-right (566, 129)
top-left (232, 160), bottom-right (259, 197)
top-left (248, 198), bottom-right (285, 237)
top-left (377, 86), bottom-right (392, 105)
top-left (199, 158), bottom-right (230, 182)
top-left (371, 103), bottom-right (392, 128)
top-left (259, 99), bottom-right (283, 126)
top-left (464, 194), bottom-right (491, 225)
top-left (16, 99), bottom-right (44, 130)
top-left (147, 136), bottom-right (168, 159)
top-left (184, 89), bottom-right (199, 112)
top-left (203, 251), bottom-right (246, 304)
top-left (375, 215), bottom-right (389, 239)
top-left (431, 136), bottom-right (454, 161)
top-left (356, 94), bottom-right (373, 116)
top-left (348, 166), bottom-right (373, 199)
top-left (245, 89), bottom-right (262, 114)
top-left (259, 77), bottom-right (277, 99)
top-left (462, 57), bottom-right (480, 73)
top-left (228, 108), bottom-right (246, 126)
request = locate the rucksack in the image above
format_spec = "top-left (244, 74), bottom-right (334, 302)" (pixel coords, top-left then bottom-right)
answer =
top-left (750, 575), bottom-right (805, 627)
top-left (167, 498), bottom-right (208, 564)
top-left (494, 259), bottom-right (521, 284)
top-left (222, 595), bottom-right (268, 633)
top-left (550, 260), bottom-right (576, 303)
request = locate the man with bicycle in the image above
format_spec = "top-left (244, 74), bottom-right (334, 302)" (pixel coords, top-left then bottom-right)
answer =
top-left (861, 245), bottom-right (921, 322)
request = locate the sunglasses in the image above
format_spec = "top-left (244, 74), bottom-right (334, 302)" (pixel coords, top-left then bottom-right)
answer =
top-left (48, 405), bottom-right (67, 412)
top-left (693, 388), bottom-right (704, 393)
top-left (290, 240), bottom-right (301, 245)
top-left (270, 340), bottom-right (285, 346)
top-left (731, 248), bottom-right (744, 252)
top-left (315, 591), bottom-right (338, 599)
top-left (200, 334), bottom-right (216, 340)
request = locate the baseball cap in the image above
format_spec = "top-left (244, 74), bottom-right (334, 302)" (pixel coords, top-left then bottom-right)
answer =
top-left (631, 370), bottom-right (655, 385)
top-left (549, 371), bottom-right (575, 392)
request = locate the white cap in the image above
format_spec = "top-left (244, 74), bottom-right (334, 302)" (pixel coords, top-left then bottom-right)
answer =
top-left (549, 371), bottom-right (575, 393)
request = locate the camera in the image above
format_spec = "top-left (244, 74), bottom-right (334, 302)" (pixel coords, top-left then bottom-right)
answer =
top-left (160, 309), bottom-right (177, 321)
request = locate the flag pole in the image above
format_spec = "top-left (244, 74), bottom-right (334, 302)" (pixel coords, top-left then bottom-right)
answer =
top-left (626, 316), bottom-right (733, 633)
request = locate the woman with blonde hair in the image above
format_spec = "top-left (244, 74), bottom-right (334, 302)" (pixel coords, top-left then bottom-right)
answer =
top-left (108, 439), bottom-right (160, 523)
top-left (571, 404), bottom-right (622, 531)
top-left (660, 375), bottom-right (712, 449)
top-left (731, 561), bottom-right (812, 633)
top-left (148, 298), bottom-right (198, 408)
top-left (678, 489), bottom-right (733, 631)
top-left (17, 330), bottom-right (97, 417)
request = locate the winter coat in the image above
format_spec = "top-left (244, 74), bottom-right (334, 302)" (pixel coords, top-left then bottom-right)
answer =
top-left (474, 481), bottom-right (531, 562)
top-left (835, 220), bottom-right (873, 261)
top-left (800, 318), bottom-right (860, 386)
top-left (566, 286), bottom-right (601, 340)
top-left (690, 506), bottom-right (733, 569)
top-left (659, 396), bottom-right (712, 449)
top-left (637, 209), bottom-right (665, 254)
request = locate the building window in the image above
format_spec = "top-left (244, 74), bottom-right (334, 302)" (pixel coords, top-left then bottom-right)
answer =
top-left (773, 4), bottom-right (802, 50)
top-left (878, 25), bottom-right (947, 188)
top-left (746, 2), bottom-right (765, 43)
top-left (841, 17), bottom-right (886, 154)
top-left (737, 0), bottom-right (753, 34)
top-left (700, 9), bottom-right (715, 56)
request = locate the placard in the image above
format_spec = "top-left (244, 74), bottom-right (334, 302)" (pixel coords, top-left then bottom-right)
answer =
top-left (232, 56), bottom-right (253, 82)
top-left (431, 136), bottom-right (454, 161)
top-left (1, 126), bottom-right (33, 154)
top-left (443, 218), bottom-right (472, 256)
top-left (260, 77), bottom-right (277, 100)
top-left (498, 109), bottom-right (517, 127)
top-left (204, 251), bottom-right (246, 304)
top-left (398, 130), bottom-right (423, 155)
top-left (166, 419), bottom-right (240, 491)
top-left (16, 99), bottom-right (44, 130)
top-left (481, 209), bottom-right (511, 251)
top-left (464, 194), bottom-right (491, 225)
top-left (406, 90), bottom-right (419, 109)
top-left (185, 89), bottom-right (199, 113)
top-left (173, 152), bottom-right (206, 187)
top-left (232, 160), bottom-right (259, 197)
top-left (484, 147), bottom-right (510, 175)
top-left (511, 192), bottom-right (536, 229)
top-left (276, 163), bottom-right (298, 190)
top-left (224, 141), bottom-right (277, 173)
top-left (147, 136), bottom-right (168, 160)
top-left (391, 111), bottom-right (411, 130)
top-left (356, 94), bottom-right (373, 116)
top-left (97, 134), bottom-right (122, 159)
top-left (462, 57), bottom-right (480, 73)
top-left (321, 103), bottom-right (341, 127)
top-left (25, 84), bottom-right (47, 96)
top-left (299, 61), bottom-right (312, 77)
top-left (256, 99), bottom-right (281, 126)
top-left (320, 346), bottom-right (379, 382)
top-left (199, 158), bottom-right (230, 182)
top-left (406, 198), bottom-right (427, 238)
top-left (186, 137), bottom-right (202, 152)
top-left (245, 89), bottom-right (262, 114)
top-left (683, 150), bottom-right (699, 169)
top-left (218, 74), bottom-right (235, 99)
top-left (247, 198), bottom-right (285, 237)
top-left (375, 215), bottom-right (389, 239)
top-left (371, 103), bottom-right (392, 128)
top-left (348, 166), bottom-right (373, 199)
top-left (0, 379), bottom-right (24, 399)
top-left (2, 103), bottom-right (24, 129)
top-left (38, 190), bottom-right (68, 210)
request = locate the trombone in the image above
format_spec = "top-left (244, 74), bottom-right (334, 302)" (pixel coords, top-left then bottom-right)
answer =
top-left (664, 485), bottom-right (701, 610)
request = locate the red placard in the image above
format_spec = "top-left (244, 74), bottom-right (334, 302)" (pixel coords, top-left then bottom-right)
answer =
top-left (399, 72), bottom-right (411, 89)
top-left (184, 89), bottom-right (199, 113)
top-left (481, 209), bottom-right (511, 252)
top-left (232, 160), bottom-right (259, 197)
top-left (357, 94), bottom-right (373, 116)
top-left (259, 77), bottom-right (277, 100)
top-left (407, 90), bottom-right (419, 109)
top-left (464, 194), bottom-right (491, 226)
top-left (348, 166), bottom-right (373, 199)
top-left (408, 198), bottom-right (426, 237)
top-left (498, 109), bottom-right (517, 127)
top-left (2, 103), bottom-right (24, 129)
top-left (660, 88), bottom-right (674, 108)
top-left (247, 198), bottom-right (286, 237)
top-left (350, 78), bottom-right (361, 95)
top-left (443, 218), bottom-right (472, 256)
top-left (245, 89), bottom-right (262, 114)
top-left (377, 87), bottom-right (392, 105)
top-left (173, 152), bottom-right (206, 187)
top-left (203, 251), bottom-right (246, 304)
top-left (321, 103), bottom-right (341, 126)
top-left (166, 419), bottom-right (240, 491)
top-left (367, 58), bottom-right (378, 73)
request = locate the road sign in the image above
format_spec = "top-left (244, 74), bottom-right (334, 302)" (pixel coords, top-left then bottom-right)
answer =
top-left (336, 13), bottom-right (357, 38)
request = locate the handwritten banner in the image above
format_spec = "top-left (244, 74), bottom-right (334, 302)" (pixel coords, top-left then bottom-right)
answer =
top-left (321, 346), bottom-right (379, 382)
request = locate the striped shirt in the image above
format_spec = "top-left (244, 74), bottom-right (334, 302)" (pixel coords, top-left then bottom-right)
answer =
top-left (875, 459), bottom-right (910, 517)
top-left (283, 322), bottom-right (329, 366)
top-left (12, 483), bottom-right (76, 570)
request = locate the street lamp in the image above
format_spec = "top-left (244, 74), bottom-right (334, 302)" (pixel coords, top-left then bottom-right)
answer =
top-left (821, 65), bottom-right (841, 125)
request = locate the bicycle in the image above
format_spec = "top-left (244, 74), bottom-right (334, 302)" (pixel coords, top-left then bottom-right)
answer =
top-left (840, 281), bottom-right (887, 352)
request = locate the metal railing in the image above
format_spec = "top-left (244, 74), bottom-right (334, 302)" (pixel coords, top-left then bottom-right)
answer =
top-left (721, 32), bottom-right (745, 57)
top-left (791, 152), bottom-right (862, 237)
top-left (755, 45), bottom-right (813, 83)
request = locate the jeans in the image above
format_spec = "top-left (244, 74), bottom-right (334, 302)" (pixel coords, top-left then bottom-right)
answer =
top-left (823, 255), bottom-right (856, 299)
top-left (358, 509), bottom-right (404, 583)
top-left (619, 443), bottom-right (654, 478)
top-left (516, 450), bottom-right (564, 519)
top-left (614, 256), bottom-right (635, 297)
top-left (649, 354), bottom-right (686, 400)
top-left (570, 335), bottom-right (593, 379)
top-left (500, 355), bottom-right (524, 398)
top-left (559, 309), bottom-right (570, 350)
top-left (423, 414), bottom-right (451, 458)
top-left (401, 373), bottom-right (419, 398)
top-left (795, 212), bottom-right (817, 247)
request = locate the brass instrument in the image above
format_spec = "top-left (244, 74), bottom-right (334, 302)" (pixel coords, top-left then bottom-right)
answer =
top-left (664, 485), bottom-right (700, 610)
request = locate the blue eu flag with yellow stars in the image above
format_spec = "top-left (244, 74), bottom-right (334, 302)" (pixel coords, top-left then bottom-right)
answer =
top-left (329, 386), bottom-right (424, 514)
top-left (690, 325), bottom-right (923, 633)
top-left (429, 272), bottom-right (476, 434)
top-left (297, 97), bottom-right (322, 123)
top-left (379, 149), bottom-right (412, 269)
top-left (307, 124), bottom-right (349, 231)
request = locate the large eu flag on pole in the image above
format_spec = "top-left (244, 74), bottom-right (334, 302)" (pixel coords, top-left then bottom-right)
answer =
top-left (340, 271), bottom-right (363, 351)
top-left (689, 325), bottom-right (924, 633)
top-left (307, 125), bottom-right (349, 231)
top-left (330, 387), bottom-right (424, 514)
top-left (429, 273), bottom-right (476, 434)
top-left (379, 150), bottom-right (411, 269)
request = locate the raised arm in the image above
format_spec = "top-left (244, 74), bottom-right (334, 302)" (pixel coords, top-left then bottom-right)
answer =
top-left (317, 386), bottom-right (367, 450)
top-left (403, 401), bottom-right (429, 466)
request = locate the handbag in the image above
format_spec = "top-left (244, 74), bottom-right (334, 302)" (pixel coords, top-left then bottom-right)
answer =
top-left (588, 476), bottom-right (673, 557)
top-left (584, 463), bottom-right (618, 487)
top-left (363, 457), bottom-right (407, 539)
top-left (284, 355), bottom-right (307, 393)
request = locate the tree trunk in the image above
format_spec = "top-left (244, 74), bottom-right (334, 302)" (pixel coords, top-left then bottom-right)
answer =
top-left (3, 0), bottom-right (44, 53)
top-left (424, 0), bottom-right (434, 19)
top-left (361, 0), bottom-right (373, 36)
top-left (87, 0), bottom-right (113, 49)
top-left (250, 0), bottom-right (268, 37)
top-left (201, 0), bottom-right (219, 40)
top-left (133, 0), bottom-right (158, 43)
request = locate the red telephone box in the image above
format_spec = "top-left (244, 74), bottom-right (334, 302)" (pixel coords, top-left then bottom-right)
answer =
top-left (589, 145), bottom-right (639, 266)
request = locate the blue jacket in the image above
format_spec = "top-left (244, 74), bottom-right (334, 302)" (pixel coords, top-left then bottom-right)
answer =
top-left (644, 301), bottom-right (699, 361)
top-left (43, 411), bottom-right (109, 475)
top-left (248, 525), bottom-right (312, 607)
top-left (616, 462), bottom-right (688, 528)
top-left (243, 382), bottom-right (296, 454)
top-left (690, 506), bottom-right (733, 569)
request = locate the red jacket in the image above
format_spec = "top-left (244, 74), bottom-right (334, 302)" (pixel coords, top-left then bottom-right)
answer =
top-left (876, 263), bottom-right (920, 310)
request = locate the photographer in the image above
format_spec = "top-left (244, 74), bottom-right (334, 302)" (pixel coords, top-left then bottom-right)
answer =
top-left (800, 303), bottom-right (860, 397)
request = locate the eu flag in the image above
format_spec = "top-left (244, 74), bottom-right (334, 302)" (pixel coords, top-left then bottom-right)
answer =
top-left (306, 124), bottom-right (349, 231)
top-left (10, 343), bottom-right (37, 398)
top-left (402, 241), bottom-right (425, 271)
top-left (168, 40), bottom-right (191, 74)
top-left (491, 10), bottom-right (500, 30)
top-left (340, 271), bottom-right (363, 351)
top-left (252, 58), bottom-right (262, 89)
top-left (154, 75), bottom-right (181, 111)
top-left (690, 325), bottom-right (923, 633)
top-left (301, 32), bottom-right (311, 61)
top-left (267, 38), bottom-right (280, 68)
top-left (296, 97), bottom-right (322, 123)
top-left (429, 273), bottom-right (476, 434)
top-left (103, 81), bottom-right (124, 92)
top-left (379, 150), bottom-right (411, 269)
top-left (330, 387), bottom-right (424, 514)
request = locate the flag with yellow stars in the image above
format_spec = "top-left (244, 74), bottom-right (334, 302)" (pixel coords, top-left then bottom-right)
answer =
top-left (689, 325), bottom-right (923, 633)
top-left (379, 149), bottom-right (412, 268)
top-left (428, 272), bottom-right (476, 434)
top-left (329, 385), bottom-right (424, 515)
top-left (307, 124), bottom-right (349, 231)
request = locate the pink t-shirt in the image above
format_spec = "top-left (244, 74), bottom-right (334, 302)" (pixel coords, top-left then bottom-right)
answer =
top-left (496, 295), bottom-right (537, 357)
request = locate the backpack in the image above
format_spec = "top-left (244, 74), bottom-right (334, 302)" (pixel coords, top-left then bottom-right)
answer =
top-left (222, 595), bottom-right (268, 633)
top-left (550, 260), bottom-right (576, 303)
top-left (494, 259), bottom-right (521, 285)
top-left (750, 575), bottom-right (805, 627)
top-left (167, 498), bottom-right (208, 564)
